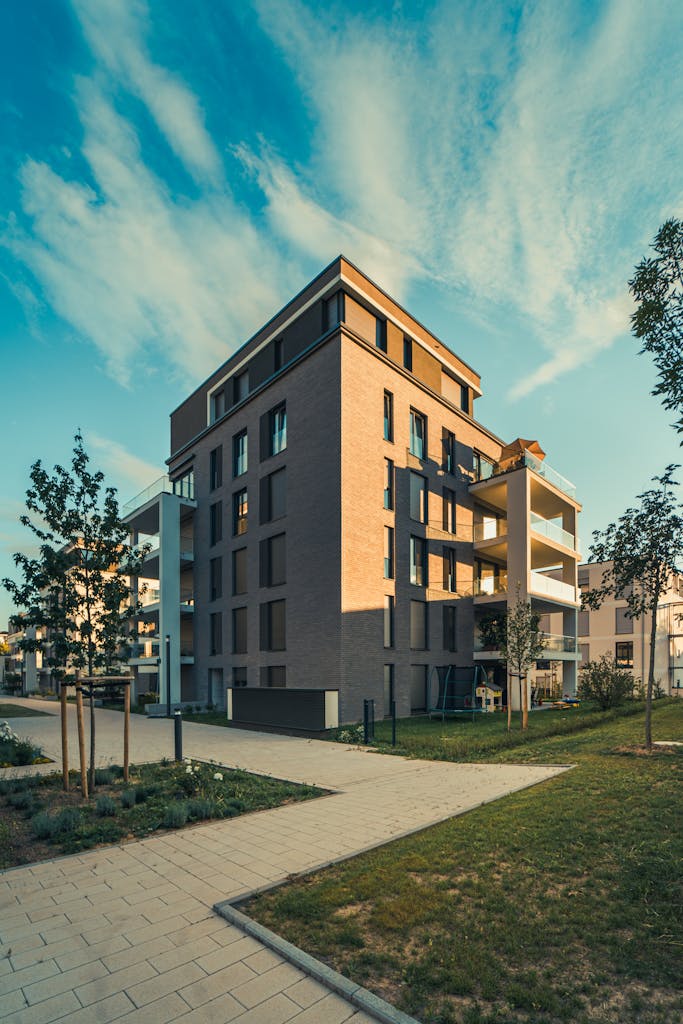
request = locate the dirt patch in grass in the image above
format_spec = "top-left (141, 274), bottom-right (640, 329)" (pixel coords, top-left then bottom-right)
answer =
top-left (0, 759), bottom-right (324, 870)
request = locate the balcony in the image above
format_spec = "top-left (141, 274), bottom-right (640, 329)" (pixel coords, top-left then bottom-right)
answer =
top-left (123, 474), bottom-right (195, 518)
top-left (540, 632), bottom-right (578, 655)
top-left (139, 588), bottom-right (161, 607)
top-left (474, 571), bottom-right (508, 597)
top-left (472, 451), bottom-right (576, 500)
top-left (529, 571), bottom-right (577, 604)
top-left (474, 519), bottom-right (508, 542)
top-left (530, 512), bottom-right (576, 550)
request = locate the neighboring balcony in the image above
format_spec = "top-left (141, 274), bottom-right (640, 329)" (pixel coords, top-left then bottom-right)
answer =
top-left (529, 571), bottom-right (578, 605)
top-left (530, 512), bottom-right (578, 553)
top-left (474, 630), bottom-right (578, 659)
top-left (472, 450), bottom-right (576, 501)
top-left (474, 571), bottom-right (508, 598)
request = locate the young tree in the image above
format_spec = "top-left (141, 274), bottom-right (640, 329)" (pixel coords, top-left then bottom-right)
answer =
top-left (578, 655), bottom-right (634, 711)
top-left (494, 590), bottom-right (545, 731)
top-left (3, 433), bottom-right (147, 790)
top-left (630, 218), bottom-right (683, 436)
top-left (583, 466), bottom-right (683, 749)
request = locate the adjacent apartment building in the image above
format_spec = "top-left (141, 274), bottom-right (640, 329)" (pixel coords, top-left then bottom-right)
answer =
top-left (576, 561), bottom-right (683, 696)
top-left (124, 256), bottom-right (582, 725)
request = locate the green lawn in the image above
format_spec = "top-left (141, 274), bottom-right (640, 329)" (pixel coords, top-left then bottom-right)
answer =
top-left (246, 702), bottom-right (683, 1024)
top-left (0, 702), bottom-right (50, 718)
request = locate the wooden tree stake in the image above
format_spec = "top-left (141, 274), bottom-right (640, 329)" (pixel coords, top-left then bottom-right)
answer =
top-left (75, 685), bottom-right (88, 799)
top-left (60, 681), bottom-right (69, 791)
top-left (123, 683), bottom-right (130, 782)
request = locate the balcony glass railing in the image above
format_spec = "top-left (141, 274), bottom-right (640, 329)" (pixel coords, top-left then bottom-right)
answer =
top-left (530, 513), bottom-right (576, 550)
top-left (529, 571), bottom-right (577, 603)
top-left (123, 473), bottom-right (195, 517)
top-left (474, 571), bottom-right (508, 596)
top-left (139, 588), bottom-right (161, 606)
top-left (474, 519), bottom-right (508, 542)
top-left (472, 451), bottom-right (576, 500)
top-left (540, 632), bottom-right (578, 654)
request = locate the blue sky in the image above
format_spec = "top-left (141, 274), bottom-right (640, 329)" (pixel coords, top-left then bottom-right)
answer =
top-left (1, 0), bottom-right (683, 626)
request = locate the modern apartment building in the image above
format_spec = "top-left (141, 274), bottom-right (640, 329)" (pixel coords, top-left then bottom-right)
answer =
top-left (124, 256), bottom-right (582, 725)
top-left (575, 561), bottom-right (683, 696)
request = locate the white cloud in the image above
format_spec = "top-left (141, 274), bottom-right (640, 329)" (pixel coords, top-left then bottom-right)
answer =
top-left (86, 433), bottom-right (161, 493)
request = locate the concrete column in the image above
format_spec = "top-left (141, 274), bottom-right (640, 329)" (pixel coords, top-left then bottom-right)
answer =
top-left (158, 493), bottom-right (182, 707)
top-left (563, 606), bottom-right (578, 696)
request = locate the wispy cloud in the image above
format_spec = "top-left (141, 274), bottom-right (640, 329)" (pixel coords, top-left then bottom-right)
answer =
top-left (87, 432), bottom-right (161, 494)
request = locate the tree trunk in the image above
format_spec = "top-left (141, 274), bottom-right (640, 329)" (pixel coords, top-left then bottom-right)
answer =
top-left (521, 672), bottom-right (529, 731)
top-left (506, 671), bottom-right (512, 732)
top-left (89, 690), bottom-right (96, 792)
top-left (645, 604), bottom-right (657, 751)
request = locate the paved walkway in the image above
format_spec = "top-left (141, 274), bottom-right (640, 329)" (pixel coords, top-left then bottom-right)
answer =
top-left (1, 700), bottom-right (569, 1023)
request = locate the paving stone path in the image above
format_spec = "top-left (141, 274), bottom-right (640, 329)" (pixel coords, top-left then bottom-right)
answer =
top-left (0, 701), bottom-right (568, 1023)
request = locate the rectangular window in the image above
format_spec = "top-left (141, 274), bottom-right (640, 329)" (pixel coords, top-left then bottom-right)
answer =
top-left (384, 526), bottom-right (394, 579)
top-left (383, 459), bottom-right (394, 510)
top-left (460, 384), bottom-right (469, 413)
top-left (578, 610), bottom-right (590, 636)
top-left (403, 336), bottom-right (413, 370)
top-left (376, 318), bottom-right (387, 352)
top-left (209, 446), bottom-right (222, 490)
top-left (410, 472), bottom-right (427, 523)
top-left (209, 557), bottom-right (222, 601)
top-left (383, 391), bottom-right (393, 442)
top-left (324, 291), bottom-right (344, 331)
top-left (232, 607), bottom-right (247, 654)
top-left (209, 501), bottom-right (222, 546)
top-left (260, 599), bottom-right (286, 651)
top-left (384, 596), bottom-right (394, 649)
top-left (232, 547), bottom-right (247, 596)
top-left (383, 665), bottom-right (395, 717)
top-left (579, 643), bottom-right (589, 665)
top-left (261, 403), bottom-right (287, 458)
top-left (473, 452), bottom-right (495, 481)
top-left (233, 430), bottom-right (248, 477)
top-left (261, 665), bottom-right (286, 688)
top-left (578, 571), bottom-right (590, 589)
top-left (410, 535), bottom-right (427, 587)
top-left (443, 606), bottom-right (457, 652)
top-left (443, 547), bottom-right (456, 592)
top-left (409, 409), bottom-right (426, 460)
top-left (233, 488), bottom-right (248, 536)
top-left (232, 667), bottom-right (247, 687)
top-left (210, 612), bottom-right (222, 656)
top-left (615, 641), bottom-right (634, 668)
top-left (210, 390), bottom-right (225, 423)
top-left (260, 533), bottom-right (286, 587)
top-left (443, 487), bottom-right (456, 533)
top-left (260, 467), bottom-right (286, 523)
top-left (443, 430), bottom-right (455, 474)
top-left (233, 370), bottom-right (249, 405)
top-left (410, 600), bottom-right (428, 650)
top-left (273, 337), bottom-right (284, 371)
top-left (208, 667), bottom-right (224, 704)
top-left (615, 607), bottom-right (633, 634)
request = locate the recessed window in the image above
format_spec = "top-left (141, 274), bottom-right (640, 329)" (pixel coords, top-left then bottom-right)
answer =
top-left (233, 489), bottom-right (248, 536)
top-left (410, 601), bottom-right (428, 650)
top-left (410, 535), bottom-right (427, 587)
top-left (376, 319), bottom-right (387, 353)
top-left (615, 641), bottom-right (633, 668)
top-left (578, 610), bottom-right (590, 636)
top-left (262, 403), bottom-right (287, 459)
top-left (260, 533), bottom-right (286, 587)
top-left (460, 384), bottom-right (469, 413)
top-left (324, 291), bottom-right (344, 331)
top-left (443, 430), bottom-right (455, 474)
top-left (232, 607), bottom-right (247, 654)
top-left (261, 665), bottom-right (286, 688)
top-left (383, 391), bottom-right (393, 442)
top-left (260, 600), bottom-right (286, 651)
top-left (232, 547), bottom-right (247, 596)
top-left (410, 472), bottom-right (427, 523)
top-left (443, 487), bottom-right (456, 533)
top-left (209, 501), bottom-right (222, 546)
top-left (384, 596), bottom-right (395, 649)
top-left (210, 390), bottom-right (226, 423)
top-left (384, 526), bottom-right (394, 580)
top-left (210, 556), bottom-right (222, 601)
top-left (615, 607), bottom-right (633, 634)
top-left (233, 370), bottom-right (249, 405)
top-left (261, 467), bottom-right (286, 523)
top-left (409, 409), bottom-right (426, 460)
top-left (384, 459), bottom-right (394, 510)
top-left (232, 667), bottom-right (247, 687)
top-left (443, 547), bottom-right (456, 593)
top-left (473, 452), bottom-right (495, 481)
top-left (273, 337), bottom-right (284, 371)
top-left (384, 665), bottom-right (395, 716)
top-left (210, 612), bottom-right (222, 656)
top-left (403, 336), bottom-right (412, 371)
top-left (233, 430), bottom-right (248, 478)
top-left (209, 446), bottom-right (223, 491)
top-left (172, 471), bottom-right (194, 500)
top-left (443, 606), bottom-right (457, 652)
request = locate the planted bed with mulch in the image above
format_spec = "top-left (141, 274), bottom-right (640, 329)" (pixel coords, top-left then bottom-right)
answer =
top-left (0, 758), bottom-right (324, 869)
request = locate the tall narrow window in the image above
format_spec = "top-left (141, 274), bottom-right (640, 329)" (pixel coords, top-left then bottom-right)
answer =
top-left (383, 665), bottom-right (395, 716)
top-left (261, 403), bottom-right (287, 458)
top-left (615, 641), bottom-right (633, 668)
top-left (209, 446), bottom-right (222, 490)
top-left (273, 337), bottom-right (284, 371)
top-left (384, 526), bottom-right (394, 579)
top-left (460, 384), bottom-right (469, 413)
top-left (209, 501), bottom-right (222, 546)
top-left (233, 370), bottom-right (249, 405)
top-left (324, 291), bottom-right (344, 330)
top-left (409, 409), bottom-right (426, 459)
top-left (209, 556), bottom-right (222, 601)
top-left (232, 548), bottom-right (247, 596)
top-left (403, 336), bottom-right (413, 370)
top-left (443, 606), bottom-right (457, 652)
top-left (233, 430), bottom-right (248, 477)
top-left (233, 489), bottom-right (248, 536)
top-left (210, 612), bottom-right (222, 656)
top-left (232, 607), bottom-right (247, 654)
top-left (410, 472), bottom-right (427, 523)
top-left (260, 467), bottom-right (286, 523)
top-left (615, 607), bottom-right (633, 634)
top-left (384, 596), bottom-right (395, 649)
top-left (376, 318), bottom-right (387, 352)
top-left (443, 547), bottom-right (456, 593)
top-left (260, 533), bottom-right (286, 587)
top-left (260, 600), bottom-right (286, 651)
top-left (383, 459), bottom-right (394, 510)
top-left (443, 487), bottom-right (456, 533)
top-left (410, 535), bottom-right (427, 587)
top-left (210, 390), bottom-right (226, 423)
top-left (443, 429), bottom-right (455, 474)
top-left (383, 391), bottom-right (393, 442)
top-left (410, 601), bottom-right (428, 650)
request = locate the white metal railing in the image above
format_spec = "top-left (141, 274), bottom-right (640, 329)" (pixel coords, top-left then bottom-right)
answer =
top-left (474, 519), bottom-right (508, 542)
top-left (529, 571), bottom-right (577, 603)
top-left (530, 512), bottom-right (575, 550)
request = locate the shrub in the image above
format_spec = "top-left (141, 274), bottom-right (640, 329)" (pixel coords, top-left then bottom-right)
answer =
top-left (162, 802), bottom-right (188, 828)
top-left (579, 655), bottom-right (634, 710)
top-left (55, 808), bottom-right (81, 834)
top-left (94, 768), bottom-right (115, 786)
top-left (96, 796), bottom-right (117, 817)
top-left (7, 790), bottom-right (36, 812)
top-left (120, 789), bottom-right (137, 809)
top-left (32, 811), bottom-right (57, 840)
top-left (138, 691), bottom-right (158, 708)
top-left (186, 798), bottom-right (217, 821)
